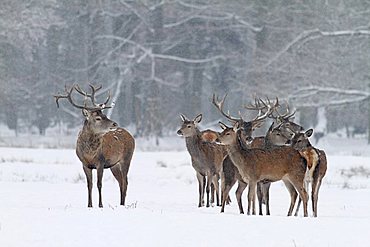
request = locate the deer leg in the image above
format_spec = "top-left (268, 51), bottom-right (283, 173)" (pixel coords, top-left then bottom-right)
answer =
top-left (226, 195), bottom-right (232, 205)
top-left (97, 165), bottom-right (104, 208)
top-left (83, 166), bottom-right (93, 208)
top-left (202, 175), bottom-right (206, 205)
top-left (120, 174), bottom-right (128, 206)
top-left (247, 182), bottom-right (257, 215)
top-left (212, 175), bottom-right (221, 206)
top-left (220, 172), bottom-right (236, 212)
top-left (264, 182), bottom-right (271, 216)
top-left (283, 180), bottom-right (298, 216)
top-left (257, 183), bottom-right (263, 216)
top-left (111, 165), bottom-right (123, 205)
top-left (210, 183), bottom-right (215, 204)
top-left (289, 178), bottom-right (308, 217)
top-left (120, 162), bottom-right (130, 206)
top-left (235, 180), bottom-right (247, 214)
top-left (294, 179), bottom-right (310, 216)
top-left (221, 183), bottom-right (232, 213)
top-left (294, 198), bottom-right (302, 216)
top-left (312, 176), bottom-right (323, 217)
top-left (196, 172), bottom-right (205, 207)
top-left (205, 173), bottom-right (212, 208)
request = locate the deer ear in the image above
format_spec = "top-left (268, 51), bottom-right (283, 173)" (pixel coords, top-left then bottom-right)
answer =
top-left (82, 109), bottom-right (90, 118)
top-left (194, 114), bottom-right (202, 123)
top-left (180, 114), bottom-right (188, 122)
top-left (305, 129), bottom-right (313, 137)
top-left (219, 121), bottom-right (228, 130)
top-left (267, 122), bottom-right (275, 132)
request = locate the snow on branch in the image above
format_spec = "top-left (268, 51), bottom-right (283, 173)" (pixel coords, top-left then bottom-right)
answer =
top-left (257, 29), bottom-right (370, 71)
top-left (153, 53), bottom-right (225, 63)
top-left (176, 0), bottom-right (208, 10)
top-left (164, 2), bottom-right (261, 32)
top-left (289, 86), bottom-right (370, 107)
top-left (96, 35), bottom-right (225, 64)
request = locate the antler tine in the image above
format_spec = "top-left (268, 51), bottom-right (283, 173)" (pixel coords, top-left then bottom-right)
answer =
top-left (99, 90), bottom-right (111, 108)
top-left (266, 96), bottom-right (271, 106)
top-left (74, 84), bottom-right (98, 106)
top-left (54, 85), bottom-right (71, 108)
top-left (88, 84), bottom-right (112, 109)
top-left (285, 108), bottom-right (296, 119)
top-left (245, 97), bottom-right (266, 110)
top-left (54, 84), bottom-right (111, 111)
top-left (77, 84), bottom-right (112, 110)
top-left (251, 96), bottom-right (280, 122)
top-left (54, 85), bottom-right (88, 110)
top-left (212, 93), bottom-right (242, 123)
top-left (88, 84), bottom-right (103, 106)
top-left (275, 100), bottom-right (295, 120)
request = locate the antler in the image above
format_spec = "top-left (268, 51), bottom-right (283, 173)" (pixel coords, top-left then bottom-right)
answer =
top-left (245, 97), bottom-right (267, 111)
top-left (245, 97), bottom-right (279, 122)
top-left (54, 84), bottom-right (112, 111)
top-left (212, 94), bottom-right (243, 123)
top-left (74, 84), bottom-right (111, 109)
top-left (270, 100), bottom-right (296, 123)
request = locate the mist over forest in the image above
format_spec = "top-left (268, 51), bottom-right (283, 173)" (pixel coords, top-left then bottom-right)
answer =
top-left (1, 0), bottom-right (370, 147)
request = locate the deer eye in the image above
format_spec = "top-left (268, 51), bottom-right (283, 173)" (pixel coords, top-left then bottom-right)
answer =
top-left (226, 132), bottom-right (230, 135)
top-left (187, 125), bottom-right (192, 128)
top-left (95, 117), bottom-right (102, 121)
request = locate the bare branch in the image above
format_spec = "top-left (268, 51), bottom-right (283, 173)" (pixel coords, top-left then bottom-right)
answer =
top-left (252, 29), bottom-right (370, 72)
top-left (290, 86), bottom-right (370, 107)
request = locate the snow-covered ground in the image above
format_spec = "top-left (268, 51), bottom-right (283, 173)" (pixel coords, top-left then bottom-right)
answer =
top-left (0, 140), bottom-right (370, 247)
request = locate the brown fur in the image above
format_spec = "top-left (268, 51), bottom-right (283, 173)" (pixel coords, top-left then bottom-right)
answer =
top-left (218, 125), bottom-right (309, 217)
top-left (220, 137), bottom-right (272, 215)
top-left (178, 115), bottom-right (227, 207)
top-left (293, 148), bottom-right (327, 217)
top-left (76, 112), bottom-right (135, 208)
top-left (250, 137), bottom-right (265, 148)
top-left (54, 85), bottom-right (135, 208)
top-left (186, 131), bottom-right (226, 207)
top-left (200, 130), bottom-right (219, 143)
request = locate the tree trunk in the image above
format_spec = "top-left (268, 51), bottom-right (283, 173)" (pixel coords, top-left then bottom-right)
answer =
top-left (368, 98), bottom-right (370, 144)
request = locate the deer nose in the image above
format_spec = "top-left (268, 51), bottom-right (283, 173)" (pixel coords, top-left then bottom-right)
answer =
top-left (285, 139), bottom-right (292, 145)
top-left (177, 130), bottom-right (183, 136)
top-left (112, 122), bottom-right (118, 127)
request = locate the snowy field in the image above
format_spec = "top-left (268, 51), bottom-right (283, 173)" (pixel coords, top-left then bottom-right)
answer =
top-left (0, 138), bottom-right (370, 247)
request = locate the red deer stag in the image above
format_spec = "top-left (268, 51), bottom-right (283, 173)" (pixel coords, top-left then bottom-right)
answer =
top-left (177, 114), bottom-right (226, 207)
top-left (212, 94), bottom-right (278, 215)
top-left (244, 98), bottom-right (305, 216)
top-left (216, 122), bottom-right (309, 217)
top-left (54, 84), bottom-right (135, 208)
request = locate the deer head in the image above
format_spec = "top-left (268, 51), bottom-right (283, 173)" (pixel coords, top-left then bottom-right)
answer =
top-left (291, 129), bottom-right (313, 150)
top-left (177, 113), bottom-right (202, 137)
top-left (216, 122), bottom-right (239, 146)
top-left (269, 100), bottom-right (303, 138)
top-left (54, 84), bottom-right (117, 135)
top-left (265, 122), bottom-right (293, 146)
top-left (212, 94), bottom-right (278, 146)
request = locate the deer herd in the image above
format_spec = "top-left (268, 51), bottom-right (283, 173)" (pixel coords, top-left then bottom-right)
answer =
top-left (55, 84), bottom-right (327, 218)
